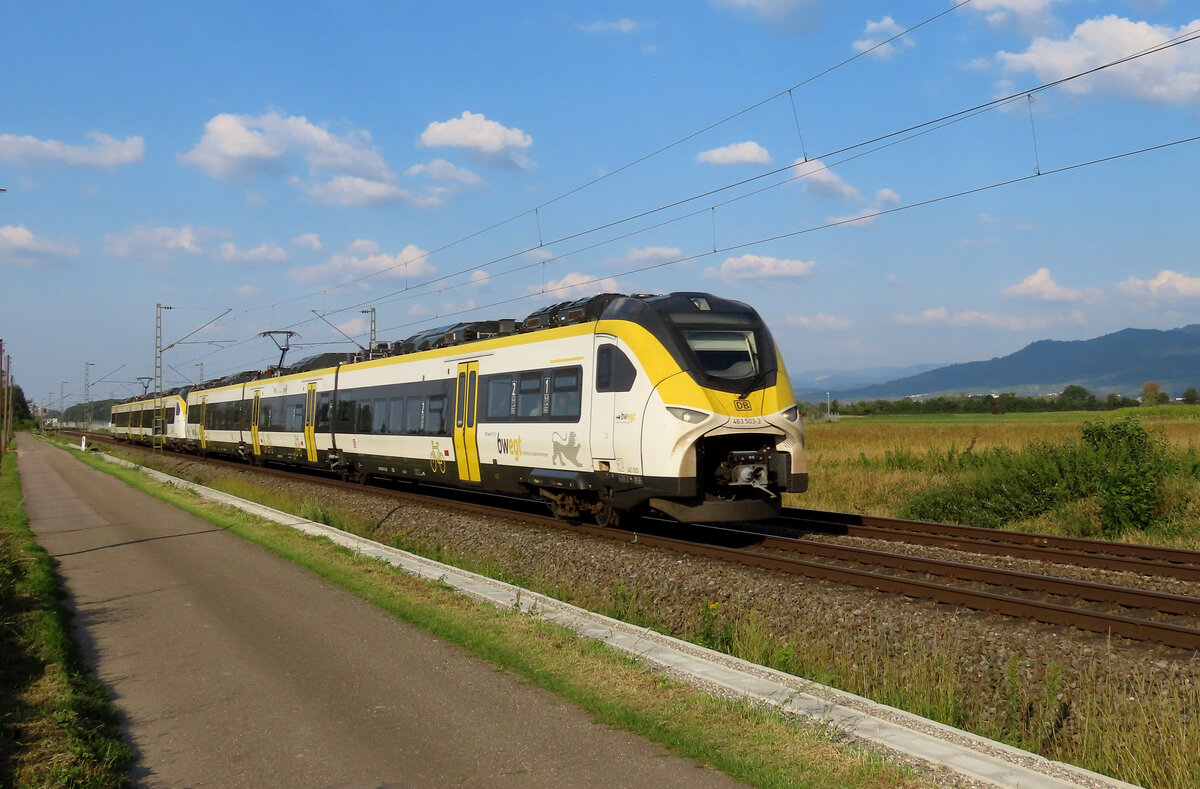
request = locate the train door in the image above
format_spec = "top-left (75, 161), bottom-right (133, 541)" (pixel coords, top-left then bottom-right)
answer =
top-left (591, 337), bottom-right (616, 461)
top-left (250, 391), bottom-right (261, 457)
top-left (453, 361), bottom-right (481, 483)
top-left (198, 397), bottom-right (207, 450)
top-left (304, 383), bottom-right (318, 463)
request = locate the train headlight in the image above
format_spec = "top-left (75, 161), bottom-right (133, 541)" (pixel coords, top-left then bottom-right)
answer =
top-left (666, 406), bottom-right (708, 424)
top-left (782, 405), bottom-right (800, 422)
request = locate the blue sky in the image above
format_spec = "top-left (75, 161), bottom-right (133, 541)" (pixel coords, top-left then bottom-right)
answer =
top-left (2, 1), bottom-right (1199, 408)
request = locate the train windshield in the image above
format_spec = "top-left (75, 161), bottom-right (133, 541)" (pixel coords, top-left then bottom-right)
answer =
top-left (680, 329), bottom-right (758, 380)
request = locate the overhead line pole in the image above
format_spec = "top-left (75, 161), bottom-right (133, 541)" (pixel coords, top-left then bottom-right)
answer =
top-left (0, 339), bottom-right (7, 463)
top-left (155, 304), bottom-right (169, 453)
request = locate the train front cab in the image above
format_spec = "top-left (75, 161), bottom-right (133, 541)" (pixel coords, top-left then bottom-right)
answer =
top-left (597, 293), bottom-right (807, 523)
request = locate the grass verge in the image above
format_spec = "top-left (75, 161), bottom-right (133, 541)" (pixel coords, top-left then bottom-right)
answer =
top-left (0, 449), bottom-right (133, 788)
top-left (50, 441), bottom-right (926, 789)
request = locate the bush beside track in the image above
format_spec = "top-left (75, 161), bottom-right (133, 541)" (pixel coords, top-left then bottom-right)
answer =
top-left (0, 444), bottom-right (132, 788)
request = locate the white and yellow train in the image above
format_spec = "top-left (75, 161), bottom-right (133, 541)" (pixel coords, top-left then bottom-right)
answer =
top-left (111, 292), bottom-right (807, 524)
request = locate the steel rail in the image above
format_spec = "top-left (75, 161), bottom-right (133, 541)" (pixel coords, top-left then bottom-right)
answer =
top-left (752, 533), bottom-right (1200, 618)
top-left (572, 524), bottom-right (1200, 651)
top-left (783, 508), bottom-right (1200, 583)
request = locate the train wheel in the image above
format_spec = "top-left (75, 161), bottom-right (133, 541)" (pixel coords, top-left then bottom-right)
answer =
top-left (594, 494), bottom-right (620, 528)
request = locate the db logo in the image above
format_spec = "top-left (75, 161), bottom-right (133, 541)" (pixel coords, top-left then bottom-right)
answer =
top-left (734, 399), bottom-right (752, 411)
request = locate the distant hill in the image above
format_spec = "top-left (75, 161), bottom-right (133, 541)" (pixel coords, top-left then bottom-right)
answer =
top-left (809, 324), bottom-right (1200, 402)
top-left (791, 363), bottom-right (942, 400)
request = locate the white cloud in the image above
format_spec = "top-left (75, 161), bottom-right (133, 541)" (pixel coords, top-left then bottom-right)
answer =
top-left (0, 131), bottom-right (144, 169)
top-left (405, 158), bottom-right (483, 185)
top-left (703, 253), bottom-right (816, 283)
top-left (291, 233), bottom-right (322, 251)
top-left (967, 0), bottom-right (1064, 32)
top-left (876, 188), bottom-right (901, 206)
top-left (470, 270), bottom-right (491, 287)
top-left (791, 158), bottom-right (862, 200)
top-left (578, 19), bottom-right (646, 34)
top-left (335, 317), bottom-right (366, 337)
top-left (234, 284), bottom-right (261, 297)
top-left (1004, 267), bottom-right (1100, 303)
top-left (712, 0), bottom-right (823, 30)
top-left (178, 111), bottom-right (391, 183)
top-left (1117, 270), bottom-right (1200, 300)
top-left (0, 225), bottom-right (80, 265)
top-left (532, 272), bottom-right (621, 300)
top-left (298, 175), bottom-right (439, 207)
top-left (998, 16), bottom-right (1200, 106)
top-left (852, 16), bottom-right (915, 59)
top-left (105, 225), bottom-right (211, 262)
top-left (418, 111), bottom-right (534, 169)
top-left (610, 246), bottom-right (683, 268)
top-left (697, 141), bottom-right (771, 165)
top-left (219, 242), bottom-right (288, 264)
top-left (891, 306), bottom-right (1083, 330)
top-left (786, 313), bottom-right (854, 330)
top-left (829, 208), bottom-right (882, 228)
top-left (289, 242), bottom-right (433, 286)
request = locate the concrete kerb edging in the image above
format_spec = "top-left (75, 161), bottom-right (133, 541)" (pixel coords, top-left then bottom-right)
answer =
top-left (97, 452), bottom-right (1141, 789)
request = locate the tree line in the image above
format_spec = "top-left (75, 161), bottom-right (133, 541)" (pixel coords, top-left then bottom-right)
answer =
top-left (809, 382), bottom-right (1200, 417)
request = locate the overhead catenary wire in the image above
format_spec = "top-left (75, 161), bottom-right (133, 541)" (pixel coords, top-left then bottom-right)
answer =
top-left (309, 25), bottom-right (1200, 323)
top-left (171, 19), bottom-right (1200, 379)
top-left (251, 0), bottom-right (978, 313)
top-left (363, 132), bottom-right (1200, 338)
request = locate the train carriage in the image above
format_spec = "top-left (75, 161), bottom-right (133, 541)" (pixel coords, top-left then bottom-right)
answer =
top-left (110, 390), bottom-right (189, 445)
top-left (130, 292), bottom-right (807, 524)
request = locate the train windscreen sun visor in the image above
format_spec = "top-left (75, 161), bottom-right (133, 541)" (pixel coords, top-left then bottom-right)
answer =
top-left (680, 329), bottom-right (759, 380)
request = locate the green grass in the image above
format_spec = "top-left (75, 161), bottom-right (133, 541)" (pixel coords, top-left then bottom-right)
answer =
top-left (51, 440), bottom-right (927, 789)
top-left (0, 448), bottom-right (133, 788)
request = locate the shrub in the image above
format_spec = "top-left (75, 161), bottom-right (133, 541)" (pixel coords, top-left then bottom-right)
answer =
top-left (1080, 418), bottom-right (1167, 536)
top-left (902, 417), bottom-right (1168, 537)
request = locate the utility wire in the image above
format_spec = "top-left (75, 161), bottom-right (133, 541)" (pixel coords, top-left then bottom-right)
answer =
top-left (177, 20), bottom-right (1200, 375)
top-left (254, 1), bottom-right (975, 311)
top-left (364, 133), bottom-right (1200, 336)
top-left (316, 25), bottom-right (1200, 322)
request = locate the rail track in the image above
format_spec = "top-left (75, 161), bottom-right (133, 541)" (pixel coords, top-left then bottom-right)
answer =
top-left (72, 431), bottom-right (1200, 652)
top-left (782, 507), bottom-right (1200, 582)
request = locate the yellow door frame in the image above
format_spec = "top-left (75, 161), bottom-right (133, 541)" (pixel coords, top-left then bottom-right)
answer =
top-left (250, 390), bottom-right (261, 456)
top-left (453, 361), bottom-right (481, 482)
top-left (304, 383), bottom-right (318, 463)
top-left (198, 397), bottom-right (207, 450)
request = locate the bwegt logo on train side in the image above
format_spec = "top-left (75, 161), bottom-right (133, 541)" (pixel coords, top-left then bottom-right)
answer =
top-left (496, 435), bottom-right (523, 462)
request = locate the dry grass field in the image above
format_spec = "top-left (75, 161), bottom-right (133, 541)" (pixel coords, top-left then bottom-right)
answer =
top-left (790, 406), bottom-right (1200, 548)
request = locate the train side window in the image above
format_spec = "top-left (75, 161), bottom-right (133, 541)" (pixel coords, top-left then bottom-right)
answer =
top-left (550, 367), bottom-right (582, 421)
top-left (596, 345), bottom-right (637, 393)
top-left (405, 398), bottom-right (424, 435)
top-left (484, 377), bottom-right (512, 421)
top-left (517, 373), bottom-right (542, 420)
top-left (334, 398), bottom-right (356, 432)
top-left (372, 398), bottom-right (388, 434)
top-left (316, 393), bottom-right (332, 431)
top-left (426, 395), bottom-right (446, 435)
top-left (289, 403), bottom-right (305, 432)
top-left (388, 397), bottom-right (406, 434)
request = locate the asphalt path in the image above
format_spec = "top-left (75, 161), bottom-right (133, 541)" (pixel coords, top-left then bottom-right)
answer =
top-left (17, 435), bottom-right (746, 788)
